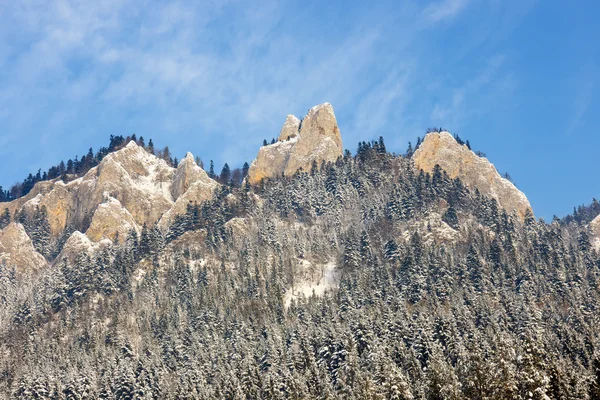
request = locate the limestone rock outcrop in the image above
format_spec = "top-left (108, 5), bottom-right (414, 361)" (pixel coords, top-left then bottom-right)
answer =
top-left (591, 215), bottom-right (600, 250)
top-left (247, 103), bottom-right (343, 185)
top-left (21, 182), bottom-right (77, 236)
top-left (0, 223), bottom-right (48, 272)
top-left (172, 153), bottom-right (214, 199)
top-left (74, 141), bottom-right (175, 228)
top-left (159, 154), bottom-right (219, 229)
top-left (1, 142), bottom-right (220, 240)
top-left (277, 115), bottom-right (301, 142)
top-left (0, 180), bottom-right (59, 232)
top-left (413, 132), bottom-right (532, 220)
top-left (56, 231), bottom-right (110, 265)
top-left (85, 196), bottom-right (139, 242)
top-left (0, 141), bottom-right (220, 271)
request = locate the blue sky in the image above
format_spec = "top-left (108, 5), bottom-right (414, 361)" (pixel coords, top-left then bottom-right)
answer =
top-left (0, 0), bottom-right (598, 219)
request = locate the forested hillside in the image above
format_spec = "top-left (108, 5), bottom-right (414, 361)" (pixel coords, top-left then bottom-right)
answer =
top-left (1, 138), bottom-right (600, 399)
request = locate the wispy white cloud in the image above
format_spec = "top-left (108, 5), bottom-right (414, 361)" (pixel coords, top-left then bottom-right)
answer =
top-left (430, 54), bottom-right (511, 129)
top-left (565, 65), bottom-right (596, 137)
top-left (0, 0), bottom-right (533, 184)
top-left (422, 0), bottom-right (470, 23)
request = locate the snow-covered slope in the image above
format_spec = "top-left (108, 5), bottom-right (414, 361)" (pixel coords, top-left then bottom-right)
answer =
top-left (284, 261), bottom-right (340, 308)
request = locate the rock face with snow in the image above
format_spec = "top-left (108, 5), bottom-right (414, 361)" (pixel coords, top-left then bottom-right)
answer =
top-left (413, 132), bottom-right (532, 220)
top-left (158, 153), bottom-right (219, 229)
top-left (277, 115), bottom-right (301, 142)
top-left (0, 223), bottom-right (47, 271)
top-left (74, 141), bottom-right (175, 228)
top-left (56, 231), bottom-right (110, 265)
top-left (0, 141), bottom-right (221, 272)
top-left (591, 215), bottom-right (600, 250)
top-left (172, 153), bottom-right (213, 199)
top-left (85, 196), bottom-right (139, 243)
top-left (0, 142), bottom-right (219, 239)
top-left (247, 103), bottom-right (343, 185)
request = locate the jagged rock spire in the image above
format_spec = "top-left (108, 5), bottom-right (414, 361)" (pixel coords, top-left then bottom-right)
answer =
top-left (247, 102), bottom-right (343, 185)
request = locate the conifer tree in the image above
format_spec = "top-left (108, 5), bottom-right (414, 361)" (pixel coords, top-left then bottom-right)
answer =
top-left (220, 163), bottom-right (231, 184)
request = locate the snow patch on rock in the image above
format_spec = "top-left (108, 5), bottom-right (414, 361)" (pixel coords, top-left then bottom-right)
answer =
top-left (86, 196), bottom-right (139, 242)
top-left (56, 231), bottom-right (111, 265)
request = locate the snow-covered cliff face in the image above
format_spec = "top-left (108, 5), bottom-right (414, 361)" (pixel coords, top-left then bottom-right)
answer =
top-left (247, 103), bottom-right (343, 185)
top-left (0, 223), bottom-right (47, 271)
top-left (85, 196), bottom-right (139, 243)
top-left (0, 142), bottom-right (219, 271)
top-left (74, 141), bottom-right (176, 229)
top-left (591, 215), bottom-right (600, 250)
top-left (413, 132), bottom-right (532, 220)
top-left (158, 153), bottom-right (219, 229)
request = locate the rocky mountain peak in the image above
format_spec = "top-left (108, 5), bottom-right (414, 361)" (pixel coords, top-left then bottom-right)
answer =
top-left (277, 115), bottom-right (301, 141)
top-left (247, 102), bottom-right (343, 185)
top-left (413, 131), bottom-right (532, 220)
top-left (172, 152), bottom-right (212, 200)
top-left (0, 139), bottom-right (221, 272)
top-left (74, 141), bottom-right (175, 230)
top-left (158, 152), bottom-right (219, 230)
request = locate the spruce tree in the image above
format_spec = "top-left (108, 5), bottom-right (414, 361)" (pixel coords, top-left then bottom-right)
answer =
top-left (29, 206), bottom-right (51, 258)
top-left (148, 138), bottom-right (155, 154)
top-left (220, 163), bottom-right (231, 184)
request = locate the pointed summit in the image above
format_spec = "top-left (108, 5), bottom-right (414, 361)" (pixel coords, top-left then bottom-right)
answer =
top-left (277, 115), bottom-right (301, 141)
top-left (159, 151), bottom-right (219, 230)
top-left (247, 102), bottom-right (343, 185)
top-left (413, 131), bottom-right (532, 220)
top-left (171, 151), bottom-right (213, 200)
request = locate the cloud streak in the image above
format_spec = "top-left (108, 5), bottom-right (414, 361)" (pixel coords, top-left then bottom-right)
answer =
top-left (422, 0), bottom-right (470, 23)
top-left (0, 0), bottom-right (528, 188)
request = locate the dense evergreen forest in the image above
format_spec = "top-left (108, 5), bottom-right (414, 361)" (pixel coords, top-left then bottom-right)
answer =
top-left (1, 139), bottom-right (600, 399)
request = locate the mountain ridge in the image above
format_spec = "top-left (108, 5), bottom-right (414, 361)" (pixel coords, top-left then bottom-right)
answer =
top-left (2, 102), bottom-right (599, 273)
top-left (1, 105), bottom-right (600, 397)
